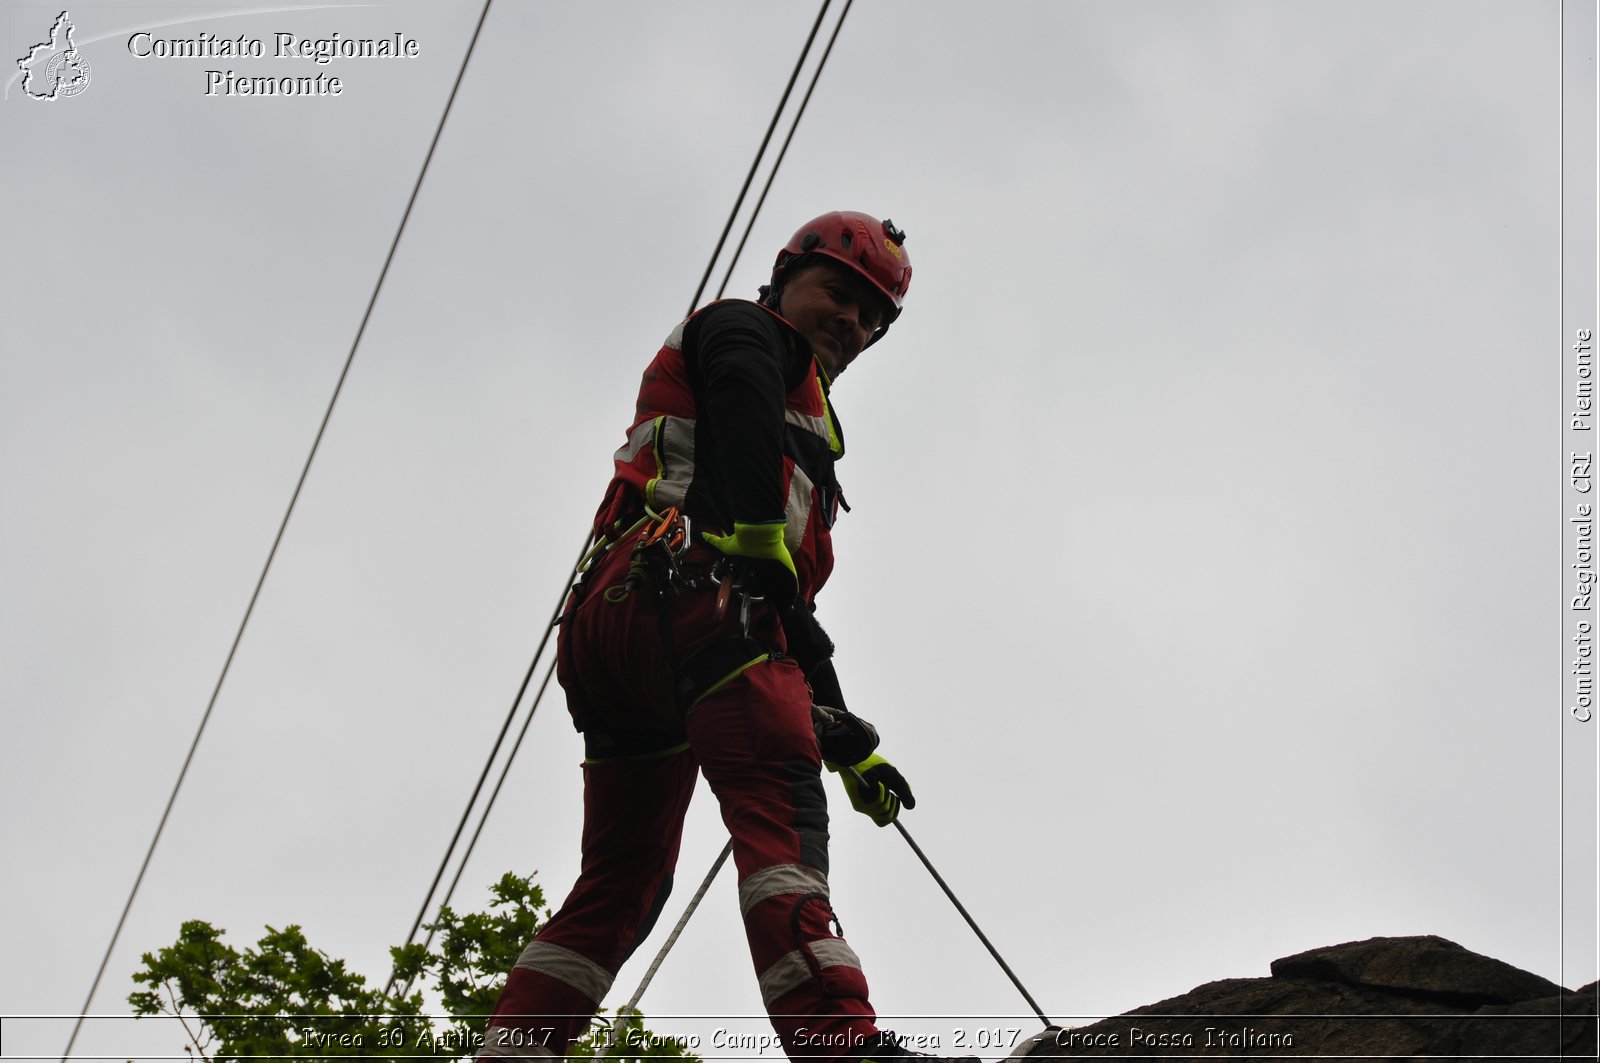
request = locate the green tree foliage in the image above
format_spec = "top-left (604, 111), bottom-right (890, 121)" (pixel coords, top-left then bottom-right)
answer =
top-left (130, 872), bottom-right (696, 1062)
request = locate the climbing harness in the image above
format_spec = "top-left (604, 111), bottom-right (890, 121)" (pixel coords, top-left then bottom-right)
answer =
top-left (579, 507), bottom-right (775, 726)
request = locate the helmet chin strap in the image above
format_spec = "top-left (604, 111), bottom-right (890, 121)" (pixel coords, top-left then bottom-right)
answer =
top-left (761, 250), bottom-right (819, 314)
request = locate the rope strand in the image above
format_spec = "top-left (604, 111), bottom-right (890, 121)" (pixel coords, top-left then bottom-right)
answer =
top-left (620, 840), bottom-right (735, 1016)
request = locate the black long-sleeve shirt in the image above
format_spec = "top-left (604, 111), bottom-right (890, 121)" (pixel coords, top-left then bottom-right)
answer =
top-left (679, 300), bottom-right (819, 532)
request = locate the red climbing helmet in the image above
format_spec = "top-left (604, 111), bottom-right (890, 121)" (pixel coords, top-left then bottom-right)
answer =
top-left (771, 211), bottom-right (912, 329)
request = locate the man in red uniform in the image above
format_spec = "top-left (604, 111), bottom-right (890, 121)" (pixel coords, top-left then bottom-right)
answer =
top-left (481, 212), bottom-right (971, 1063)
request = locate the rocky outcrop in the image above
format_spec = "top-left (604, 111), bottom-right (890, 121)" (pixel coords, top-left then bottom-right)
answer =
top-left (1014, 935), bottom-right (1596, 1060)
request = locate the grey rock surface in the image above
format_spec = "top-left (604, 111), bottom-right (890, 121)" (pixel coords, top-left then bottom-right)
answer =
top-left (1013, 935), bottom-right (1596, 1060)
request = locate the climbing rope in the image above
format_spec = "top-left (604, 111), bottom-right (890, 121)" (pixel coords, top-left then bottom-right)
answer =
top-left (620, 840), bottom-right (734, 1016)
top-left (886, 818), bottom-right (1052, 1028)
top-left (385, 529), bottom-right (593, 1000)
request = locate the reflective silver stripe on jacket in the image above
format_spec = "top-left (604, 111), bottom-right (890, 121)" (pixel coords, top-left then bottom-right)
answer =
top-left (616, 396), bottom-right (825, 546)
top-left (613, 418), bottom-right (657, 466)
top-left (512, 940), bottom-right (614, 1004)
top-left (665, 320), bottom-right (687, 351)
top-left (785, 465), bottom-right (814, 552)
top-left (794, 377), bottom-right (842, 455)
top-left (647, 416), bottom-right (695, 510)
top-left (478, 1031), bottom-right (557, 1060)
top-left (785, 407), bottom-right (829, 439)
top-left (738, 863), bottom-right (829, 918)
top-left (757, 938), bottom-right (863, 1007)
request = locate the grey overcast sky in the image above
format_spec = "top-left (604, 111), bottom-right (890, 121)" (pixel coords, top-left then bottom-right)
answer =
top-left (3, 1), bottom-right (1596, 1060)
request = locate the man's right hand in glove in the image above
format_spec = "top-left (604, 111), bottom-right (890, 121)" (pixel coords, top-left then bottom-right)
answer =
top-left (829, 753), bottom-right (916, 827)
top-left (701, 520), bottom-right (798, 607)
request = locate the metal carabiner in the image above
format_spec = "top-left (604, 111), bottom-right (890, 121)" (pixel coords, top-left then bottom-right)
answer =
top-left (667, 512), bottom-right (692, 561)
top-left (738, 588), bottom-right (758, 637)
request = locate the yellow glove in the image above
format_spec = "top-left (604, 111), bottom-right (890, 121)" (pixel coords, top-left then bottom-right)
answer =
top-left (830, 754), bottom-right (915, 827)
top-left (701, 521), bottom-right (798, 606)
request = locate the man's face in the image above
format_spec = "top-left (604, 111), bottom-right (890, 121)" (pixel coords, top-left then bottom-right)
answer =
top-left (776, 260), bottom-right (893, 379)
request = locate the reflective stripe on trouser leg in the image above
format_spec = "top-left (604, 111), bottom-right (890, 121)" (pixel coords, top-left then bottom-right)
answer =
top-left (478, 953), bottom-right (600, 1063)
top-left (738, 863), bottom-right (830, 918)
top-left (758, 937), bottom-right (864, 1007)
top-left (688, 658), bottom-right (880, 1059)
top-left (513, 941), bottom-right (616, 1002)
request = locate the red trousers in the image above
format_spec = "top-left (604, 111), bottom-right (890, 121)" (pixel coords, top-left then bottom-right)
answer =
top-left (480, 542), bottom-right (880, 1061)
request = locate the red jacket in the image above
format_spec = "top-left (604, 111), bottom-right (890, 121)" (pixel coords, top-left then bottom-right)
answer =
top-left (593, 300), bottom-right (846, 606)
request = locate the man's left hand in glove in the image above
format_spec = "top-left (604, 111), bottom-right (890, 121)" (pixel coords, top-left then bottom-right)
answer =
top-left (828, 753), bottom-right (916, 827)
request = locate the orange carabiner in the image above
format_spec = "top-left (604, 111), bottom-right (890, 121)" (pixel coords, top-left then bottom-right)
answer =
top-left (643, 506), bottom-right (680, 548)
